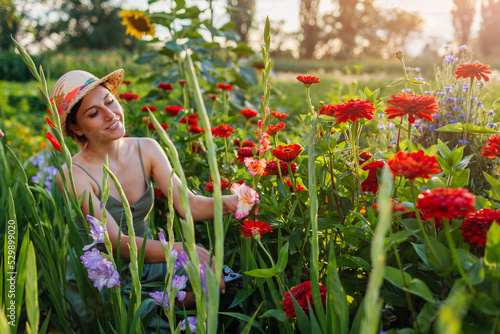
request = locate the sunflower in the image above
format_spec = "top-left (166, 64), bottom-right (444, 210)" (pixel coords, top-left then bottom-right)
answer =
top-left (120, 10), bottom-right (155, 39)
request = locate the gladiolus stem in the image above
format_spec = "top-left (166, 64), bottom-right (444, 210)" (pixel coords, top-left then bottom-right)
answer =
top-left (328, 153), bottom-right (344, 224)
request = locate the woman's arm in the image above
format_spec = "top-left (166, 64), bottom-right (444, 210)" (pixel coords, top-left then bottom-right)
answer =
top-left (143, 138), bottom-right (237, 221)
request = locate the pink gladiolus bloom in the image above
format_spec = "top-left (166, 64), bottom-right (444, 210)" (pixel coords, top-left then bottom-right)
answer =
top-left (230, 183), bottom-right (259, 219)
top-left (244, 157), bottom-right (267, 177)
top-left (258, 133), bottom-right (272, 153)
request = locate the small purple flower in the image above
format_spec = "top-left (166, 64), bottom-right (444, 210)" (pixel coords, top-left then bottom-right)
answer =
top-left (458, 114), bottom-right (466, 118)
top-left (416, 77), bottom-right (424, 82)
top-left (437, 92), bottom-right (447, 96)
top-left (456, 97), bottom-right (466, 102)
top-left (449, 120), bottom-right (458, 124)
top-left (458, 140), bottom-right (469, 145)
top-left (462, 86), bottom-right (470, 92)
top-left (487, 123), bottom-right (498, 128)
top-left (429, 125), bottom-right (436, 131)
top-left (424, 90), bottom-right (433, 95)
top-left (180, 316), bottom-right (197, 332)
top-left (444, 86), bottom-right (454, 92)
top-left (150, 291), bottom-right (169, 310)
top-left (401, 88), bottom-right (411, 93)
top-left (415, 67), bottom-right (421, 72)
top-left (471, 97), bottom-right (478, 101)
top-left (487, 110), bottom-right (495, 116)
top-left (459, 45), bottom-right (467, 50)
top-left (477, 102), bottom-right (483, 107)
top-left (434, 113), bottom-right (440, 118)
top-left (453, 107), bottom-right (460, 111)
top-left (390, 141), bottom-right (396, 146)
top-left (377, 125), bottom-right (387, 130)
top-left (387, 123), bottom-right (395, 129)
top-left (377, 113), bottom-right (385, 118)
top-left (414, 123), bottom-right (423, 128)
top-left (83, 215), bottom-right (107, 251)
top-left (81, 248), bottom-right (120, 290)
top-left (444, 55), bottom-right (457, 63)
top-left (444, 44), bottom-right (451, 50)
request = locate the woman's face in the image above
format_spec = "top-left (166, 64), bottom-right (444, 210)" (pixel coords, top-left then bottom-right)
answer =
top-left (70, 85), bottom-right (125, 144)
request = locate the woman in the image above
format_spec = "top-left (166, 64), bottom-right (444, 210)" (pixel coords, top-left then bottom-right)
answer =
top-left (51, 69), bottom-right (237, 328)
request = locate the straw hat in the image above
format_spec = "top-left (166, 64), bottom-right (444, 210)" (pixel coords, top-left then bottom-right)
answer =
top-left (49, 69), bottom-right (124, 136)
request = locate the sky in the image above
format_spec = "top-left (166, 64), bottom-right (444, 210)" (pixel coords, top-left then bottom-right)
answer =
top-left (125, 0), bottom-right (481, 57)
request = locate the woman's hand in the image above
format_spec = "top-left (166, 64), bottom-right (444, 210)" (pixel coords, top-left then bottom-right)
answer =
top-left (196, 245), bottom-right (226, 294)
top-left (222, 194), bottom-right (238, 216)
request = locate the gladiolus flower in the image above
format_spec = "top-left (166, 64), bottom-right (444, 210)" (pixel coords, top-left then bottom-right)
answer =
top-left (241, 109), bottom-right (259, 119)
top-left (164, 106), bottom-right (184, 116)
top-left (455, 63), bottom-right (492, 82)
top-left (272, 144), bottom-right (303, 162)
top-left (271, 111), bottom-right (289, 120)
top-left (180, 317), bottom-right (197, 332)
top-left (83, 215), bottom-right (108, 251)
top-left (148, 122), bottom-right (169, 131)
top-left (141, 106), bottom-right (157, 112)
top-left (361, 161), bottom-right (385, 194)
top-left (385, 93), bottom-right (439, 124)
top-left (46, 117), bottom-right (55, 127)
top-left (263, 161), bottom-right (297, 177)
top-left (118, 93), bottom-right (139, 102)
top-left (258, 133), bottom-right (272, 153)
top-left (388, 150), bottom-right (441, 180)
top-left (267, 122), bottom-right (286, 136)
top-left (149, 291), bottom-right (169, 310)
top-left (216, 83), bottom-right (233, 91)
top-left (417, 187), bottom-right (475, 220)
top-left (230, 183), bottom-right (259, 219)
top-left (211, 124), bottom-right (234, 137)
top-left (296, 75), bottom-right (320, 88)
top-left (332, 99), bottom-right (375, 123)
top-left (481, 135), bottom-right (500, 158)
top-left (46, 132), bottom-right (61, 152)
top-left (239, 219), bottom-right (272, 238)
top-left (158, 82), bottom-right (173, 91)
top-left (282, 281), bottom-right (327, 318)
top-left (0, 129), bottom-right (4, 137)
top-left (460, 209), bottom-right (500, 250)
top-left (80, 248), bottom-right (120, 290)
top-left (205, 180), bottom-right (231, 193)
top-left (244, 157), bottom-right (267, 176)
top-left (283, 178), bottom-right (306, 192)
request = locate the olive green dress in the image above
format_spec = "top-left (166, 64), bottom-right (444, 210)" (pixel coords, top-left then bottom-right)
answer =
top-left (66, 139), bottom-right (171, 332)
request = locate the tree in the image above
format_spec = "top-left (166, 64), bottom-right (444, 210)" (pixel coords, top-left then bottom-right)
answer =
top-left (227, 0), bottom-right (255, 44)
top-left (299, 0), bottom-right (320, 59)
top-left (452, 0), bottom-right (476, 45)
top-left (479, 0), bottom-right (500, 57)
top-left (0, 0), bottom-right (22, 50)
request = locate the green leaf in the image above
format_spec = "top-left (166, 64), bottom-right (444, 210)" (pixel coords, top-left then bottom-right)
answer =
top-left (451, 169), bottom-right (470, 188)
top-left (463, 123), bottom-right (499, 134)
top-left (260, 309), bottom-right (290, 323)
top-left (426, 238), bottom-right (453, 275)
top-left (408, 77), bottom-right (426, 85)
top-left (220, 309), bottom-right (265, 334)
top-left (25, 242), bottom-right (39, 332)
top-left (229, 285), bottom-right (256, 308)
top-left (414, 302), bottom-right (438, 334)
top-left (436, 123), bottom-right (464, 132)
top-left (276, 242), bottom-right (289, 271)
top-left (485, 223), bottom-right (500, 266)
top-left (387, 76), bottom-right (405, 87)
top-left (244, 267), bottom-right (280, 278)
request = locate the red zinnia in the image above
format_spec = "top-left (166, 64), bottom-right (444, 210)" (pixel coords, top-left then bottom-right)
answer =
top-left (361, 161), bottom-right (385, 194)
top-left (158, 82), bottom-right (173, 91)
top-left (416, 187), bottom-right (475, 220)
top-left (296, 75), bottom-right (320, 88)
top-left (118, 93), bottom-right (139, 102)
top-left (205, 180), bottom-right (231, 193)
top-left (241, 109), bottom-right (259, 119)
top-left (271, 111), bottom-right (289, 120)
top-left (122, 80), bottom-right (132, 85)
top-left (189, 126), bottom-right (205, 134)
top-left (283, 178), bottom-right (306, 192)
top-left (272, 144), bottom-right (303, 162)
top-left (332, 99), bottom-right (375, 123)
top-left (263, 161), bottom-right (297, 177)
top-left (319, 104), bottom-right (335, 117)
top-left (242, 140), bottom-right (256, 147)
top-left (154, 188), bottom-right (165, 202)
top-left (178, 79), bottom-right (187, 86)
top-left (281, 281), bottom-right (327, 318)
top-left (212, 124), bottom-right (234, 137)
top-left (460, 209), bottom-right (500, 250)
top-left (237, 147), bottom-right (255, 163)
top-left (180, 117), bottom-right (198, 126)
top-left (164, 106), bottom-right (184, 116)
top-left (191, 142), bottom-right (202, 154)
top-left (359, 151), bottom-right (373, 164)
top-left (207, 94), bottom-right (219, 100)
top-left (455, 63), bottom-right (492, 82)
top-left (148, 122), bottom-right (169, 131)
top-left (481, 135), bottom-right (500, 158)
top-left (46, 132), bottom-right (61, 152)
top-left (385, 93), bottom-right (439, 124)
top-left (388, 150), bottom-right (441, 181)
top-left (141, 106), bottom-right (157, 113)
top-left (239, 220), bottom-right (272, 238)
top-left (372, 199), bottom-right (408, 213)
top-left (216, 83), bottom-right (233, 91)
top-left (267, 122), bottom-right (286, 136)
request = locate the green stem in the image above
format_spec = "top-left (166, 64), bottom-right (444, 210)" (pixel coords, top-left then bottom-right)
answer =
top-left (407, 120), bottom-right (412, 149)
top-left (224, 137), bottom-right (231, 181)
top-left (462, 76), bottom-right (475, 145)
top-left (328, 153), bottom-right (344, 224)
top-left (443, 218), bottom-right (476, 295)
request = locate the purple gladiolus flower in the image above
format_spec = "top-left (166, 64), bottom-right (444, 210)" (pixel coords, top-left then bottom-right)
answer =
top-left (150, 291), bottom-right (169, 310)
top-left (178, 250), bottom-right (190, 266)
top-left (180, 316), bottom-right (197, 332)
top-left (158, 231), bottom-right (168, 247)
top-left (83, 215), bottom-right (107, 251)
top-left (172, 275), bottom-right (189, 301)
top-left (80, 248), bottom-right (120, 290)
top-left (200, 263), bottom-right (208, 292)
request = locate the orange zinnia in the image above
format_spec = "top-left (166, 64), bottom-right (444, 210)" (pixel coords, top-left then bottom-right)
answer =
top-left (455, 63), bottom-right (492, 82)
top-left (385, 93), bottom-right (439, 124)
top-left (272, 144), bottom-right (303, 162)
top-left (267, 122), bottom-right (286, 136)
top-left (388, 150), bottom-right (441, 180)
top-left (271, 111), bottom-right (289, 120)
top-left (296, 75), bottom-right (320, 88)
